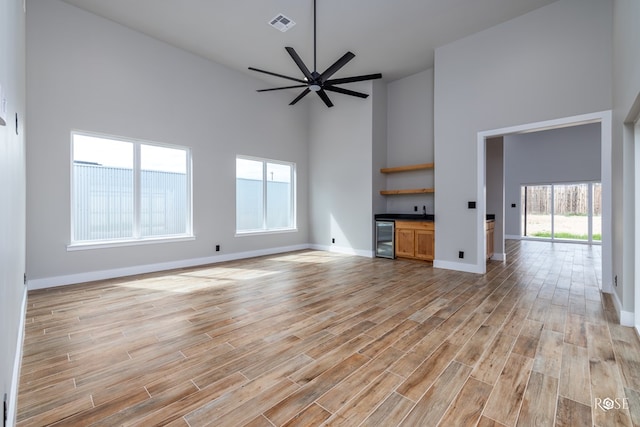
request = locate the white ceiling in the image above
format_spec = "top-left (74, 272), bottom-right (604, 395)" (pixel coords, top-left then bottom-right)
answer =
top-left (60, 0), bottom-right (557, 86)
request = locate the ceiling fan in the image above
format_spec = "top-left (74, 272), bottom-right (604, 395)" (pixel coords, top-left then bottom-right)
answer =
top-left (248, 0), bottom-right (382, 108)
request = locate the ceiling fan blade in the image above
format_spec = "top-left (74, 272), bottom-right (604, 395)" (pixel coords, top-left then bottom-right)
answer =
top-left (325, 73), bottom-right (383, 85)
top-left (257, 85), bottom-right (308, 92)
top-left (319, 52), bottom-right (355, 82)
top-left (323, 85), bottom-right (369, 99)
top-left (290, 88), bottom-right (311, 105)
top-left (285, 47), bottom-right (314, 81)
top-left (316, 89), bottom-right (334, 108)
top-left (248, 67), bottom-right (307, 84)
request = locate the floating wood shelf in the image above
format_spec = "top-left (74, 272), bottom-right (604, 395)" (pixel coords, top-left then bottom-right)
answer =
top-left (380, 163), bottom-right (434, 174)
top-left (380, 188), bottom-right (435, 195)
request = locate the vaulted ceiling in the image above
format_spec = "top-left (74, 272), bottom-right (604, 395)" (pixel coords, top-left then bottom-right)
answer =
top-left (61, 0), bottom-right (557, 85)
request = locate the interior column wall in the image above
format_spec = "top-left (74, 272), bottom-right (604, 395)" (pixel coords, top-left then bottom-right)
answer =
top-left (308, 81), bottom-right (375, 255)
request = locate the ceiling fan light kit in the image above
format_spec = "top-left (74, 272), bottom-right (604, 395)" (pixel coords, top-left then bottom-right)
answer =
top-left (250, 0), bottom-right (382, 107)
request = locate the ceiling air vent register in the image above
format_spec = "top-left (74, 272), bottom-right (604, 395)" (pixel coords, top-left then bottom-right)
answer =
top-left (269, 14), bottom-right (296, 32)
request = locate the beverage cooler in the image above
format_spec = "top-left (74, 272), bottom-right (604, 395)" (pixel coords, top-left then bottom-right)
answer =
top-left (375, 220), bottom-right (395, 259)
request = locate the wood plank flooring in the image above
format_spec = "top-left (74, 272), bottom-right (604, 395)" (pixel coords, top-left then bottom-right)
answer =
top-left (17, 240), bottom-right (640, 426)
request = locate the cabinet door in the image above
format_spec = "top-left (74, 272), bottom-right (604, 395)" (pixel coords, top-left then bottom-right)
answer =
top-left (487, 228), bottom-right (494, 260)
top-left (486, 221), bottom-right (495, 260)
top-left (415, 229), bottom-right (434, 261)
top-left (395, 228), bottom-right (415, 258)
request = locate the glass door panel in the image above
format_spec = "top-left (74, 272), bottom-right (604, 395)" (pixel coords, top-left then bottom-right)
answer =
top-left (592, 182), bottom-right (602, 241)
top-left (522, 185), bottom-right (552, 238)
top-left (553, 183), bottom-right (589, 241)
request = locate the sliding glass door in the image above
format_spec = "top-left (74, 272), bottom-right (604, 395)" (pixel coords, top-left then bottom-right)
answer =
top-left (521, 182), bottom-right (601, 243)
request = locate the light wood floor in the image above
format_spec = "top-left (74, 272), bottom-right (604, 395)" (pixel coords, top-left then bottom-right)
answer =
top-left (17, 240), bottom-right (640, 426)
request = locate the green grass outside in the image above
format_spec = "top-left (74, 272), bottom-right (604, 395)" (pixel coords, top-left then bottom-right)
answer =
top-left (531, 231), bottom-right (601, 241)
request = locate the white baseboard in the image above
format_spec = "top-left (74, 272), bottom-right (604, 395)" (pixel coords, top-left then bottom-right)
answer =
top-left (620, 310), bottom-right (635, 327)
top-left (7, 287), bottom-right (28, 427)
top-left (433, 259), bottom-right (484, 274)
top-left (505, 234), bottom-right (522, 240)
top-left (27, 244), bottom-right (311, 290)
top-left (309, 244), bottom-right (374, 258)
top-left (491, 252), bottom-right (506, 261)
top-left (609, 288), bottom-right (634, 327)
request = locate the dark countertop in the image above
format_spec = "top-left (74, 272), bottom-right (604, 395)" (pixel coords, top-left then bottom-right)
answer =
top-left (375, 213), bottom-right (434, 221)
top-left (376, 213), bottom-right (493, 222)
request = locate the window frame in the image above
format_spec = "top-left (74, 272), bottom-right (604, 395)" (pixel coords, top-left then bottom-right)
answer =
top-left (68, 130), bottom-right (193, 250)
top-left (235, 154), bottom-right (297, 236)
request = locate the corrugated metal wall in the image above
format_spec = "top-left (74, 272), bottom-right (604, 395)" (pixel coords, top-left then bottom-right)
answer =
top-left (73, 164), bottom-right (187, 241)
top-left (236, 178), bottom-right (292, 231)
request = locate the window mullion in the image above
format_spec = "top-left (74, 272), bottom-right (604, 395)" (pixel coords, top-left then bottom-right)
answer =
top-left (587, 182), bottom-right (593, 244)
top-left (550, 184), bottom-right (555, 240)
top-left (263, 161), bottom-right (268, 230)
top-left (133, 143), bottom-right (141, 239)
top-left (187, 152), bottom-right (193, 235)
top-left (290, 165), bottom-right (295, 229)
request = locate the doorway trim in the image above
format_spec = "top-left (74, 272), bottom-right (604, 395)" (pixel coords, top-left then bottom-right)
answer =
top-left (475, 111), bottom-right (612, 295)
top-left (630, 95), bottom-right (640, 334)
top-left (635, 118), bottom-right (640, 334)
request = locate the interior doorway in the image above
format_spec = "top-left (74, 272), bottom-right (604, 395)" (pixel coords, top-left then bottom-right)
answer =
top-left (476, 111), bottom-right (612, 294)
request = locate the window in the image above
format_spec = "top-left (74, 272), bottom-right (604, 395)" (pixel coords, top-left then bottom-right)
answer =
top-left (236, 156), bottom-right (295, 233)
top-left (71, 132), bottom-right (192, 246)
top-left (521, 182), bottom-right (601, 243)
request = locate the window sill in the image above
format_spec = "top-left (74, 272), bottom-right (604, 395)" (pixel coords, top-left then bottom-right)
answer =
top-left (235, 228), bottom-right (298, 237)
top-left (67, 235), bottom-right (195, 251)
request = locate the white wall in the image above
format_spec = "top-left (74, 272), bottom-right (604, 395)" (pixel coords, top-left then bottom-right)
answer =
top-left (26, 0), bottom-right (310, 286)
top-left (372, 80), bottom-right (388, 217)
top-left (503, 123), bottom-right (602, 236)
top-left (434, 0), bottom-right (612, 272)
top-left (385, 69), bottom-right (435, 214)
top-left (0, 0), bottom-right (26, 423)
top-left (613, 0), bottom-right (640, 318)
top-left (308, 81), bottom-right (375, 255)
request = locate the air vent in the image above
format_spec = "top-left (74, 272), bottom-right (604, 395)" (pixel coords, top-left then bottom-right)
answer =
top-left (269, 14), bottom-right (296, 32)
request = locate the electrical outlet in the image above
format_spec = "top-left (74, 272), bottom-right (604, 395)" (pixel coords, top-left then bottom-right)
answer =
top-left (511, 203), bottom-right (516, 208)
top-left (414, 206), bottom-right (418, 212)
top-left (215, 244), bottom-right (220, 252)
top-left (468, 201), bottom-right (476, 209)
top-left (4, 393), bottom-right (7, 427)
top-left (615, 275), bottom-right (618, 287)
top-left (458, 251), bottom-right (464, 259)
top-left (332, 238), bottom-right (335, 244)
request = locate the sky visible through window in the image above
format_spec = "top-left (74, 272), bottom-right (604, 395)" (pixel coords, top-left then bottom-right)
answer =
top-left (73, 134), bottom-right (186, 173)
top-left (236, 157), bottom-right (291, 183)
